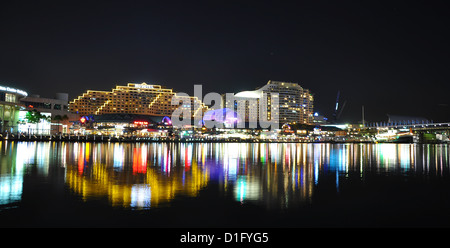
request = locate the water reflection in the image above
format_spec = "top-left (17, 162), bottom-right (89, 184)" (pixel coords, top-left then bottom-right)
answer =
top-left (63, 142), bottom-right (209, 209)
top-left (0, 142), bottom-right (449, 210)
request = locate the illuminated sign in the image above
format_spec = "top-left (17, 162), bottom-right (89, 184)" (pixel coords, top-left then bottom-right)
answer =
top-left (134, 121), bottom-right (149, 125)
top-left (162, 116), bottom-right (172, 125)
top-left (135, 84), bottom-right (153, 89)
top-left (80, 117), bottom-right (86, 124)
top-left (0, 85), bottom-right (28, 96)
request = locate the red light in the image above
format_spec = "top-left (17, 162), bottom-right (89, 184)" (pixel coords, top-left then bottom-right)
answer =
top-left (80, 117), bottom-right (86, 124)
top-left (134, 121), bottom-right (148, 125)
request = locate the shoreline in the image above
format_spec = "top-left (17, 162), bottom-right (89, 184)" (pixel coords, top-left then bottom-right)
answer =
top-left (0, 134), bottom-right (447, 144)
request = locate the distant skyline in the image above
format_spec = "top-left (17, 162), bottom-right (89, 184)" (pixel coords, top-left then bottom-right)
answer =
top-left (1, 0), bottom-right (450, 123)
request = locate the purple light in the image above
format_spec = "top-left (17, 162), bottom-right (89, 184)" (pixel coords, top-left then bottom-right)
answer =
top-left (162, 116), bottom-right (172, 125)
top-left (203, 108), bottom-right (242, 124)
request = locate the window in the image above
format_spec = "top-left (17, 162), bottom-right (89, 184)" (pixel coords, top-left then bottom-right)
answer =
top-left (5, 93), bottom-right (16, 103)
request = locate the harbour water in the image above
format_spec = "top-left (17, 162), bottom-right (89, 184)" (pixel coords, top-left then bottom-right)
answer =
top-left (1, 141), bottom-right (450, 227)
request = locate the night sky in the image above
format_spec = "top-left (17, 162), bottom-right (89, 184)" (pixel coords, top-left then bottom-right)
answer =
top-left (1, 0), bottom-right (450, 123)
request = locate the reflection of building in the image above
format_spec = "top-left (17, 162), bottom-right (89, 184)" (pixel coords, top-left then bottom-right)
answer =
top-left (227, 80), bottom-right (314, 125)
top-left (69, 82), bottom-right (207, 120)
top-left (0, 84), bottom-right (27, 133)
top-left (64, 143), bottom-right (210, 209)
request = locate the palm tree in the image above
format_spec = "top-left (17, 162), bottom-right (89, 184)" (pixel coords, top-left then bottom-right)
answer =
top-left (25, 110), bottom-right (50, 135)
top-left (25, 109), bottom-right (42, 124)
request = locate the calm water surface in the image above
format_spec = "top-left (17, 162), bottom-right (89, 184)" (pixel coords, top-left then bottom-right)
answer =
top-left (1, 141), bottom-right (450, 227)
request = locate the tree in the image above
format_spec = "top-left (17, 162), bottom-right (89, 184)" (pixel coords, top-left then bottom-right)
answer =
top-left (25, 109), bottom-right (48, 124)
top-left (25, 110), bottom-right (50, 135)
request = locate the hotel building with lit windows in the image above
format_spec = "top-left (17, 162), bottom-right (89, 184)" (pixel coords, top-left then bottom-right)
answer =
top-left (70, 82), bottom-right (208, 122)
top-left (225, 80), bottom-right (314, 125)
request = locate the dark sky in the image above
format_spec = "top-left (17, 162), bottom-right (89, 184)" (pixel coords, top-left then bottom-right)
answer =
top-left (1, 0), bottom-right (450, 123)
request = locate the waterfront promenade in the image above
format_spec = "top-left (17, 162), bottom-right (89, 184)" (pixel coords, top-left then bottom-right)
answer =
top-left (0, 133), bottom-right (341, 143)
top-left (0, 133), bottom-right (446, 144)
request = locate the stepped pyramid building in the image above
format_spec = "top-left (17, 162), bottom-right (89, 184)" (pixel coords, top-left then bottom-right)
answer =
top-left (69, 82), bottom-right (207, 119)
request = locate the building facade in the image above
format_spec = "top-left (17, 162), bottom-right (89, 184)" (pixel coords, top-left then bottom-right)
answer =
top-left (0, 84), bottom-right (28, 133)
top-left (20, 93), bottom-right (78, 134)
top-left (70, 82), bottom-right (207, 121)
top-left (262, 81), bottom-right (314, 124)
top-left (225, 80), bottom-right (314, 125)
top-left (21, 93), bottom-right (70, 114)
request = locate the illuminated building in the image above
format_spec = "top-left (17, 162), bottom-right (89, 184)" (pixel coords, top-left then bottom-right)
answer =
top-left (226, 80), bottom-right (314, 125)
top-left (69, 82), bottom-right (207, 120)
top-left (20, 93), bottom-right (78, 134)
top-left (21, 93), bottom-right (69, 114)
top-left (17, 111), bottom-right (52, 135)
top-left (313, 112), bottom-right (328, 124)
top-left (230, 90), bottom-right (262, 124)
top-left (202, 108), bottom-right (242, 128)
top-left (0, 84), bottom-right (27, 133)
top-left (262, 80), bottom-right (314, 124)
top-left (88, 114), bottom-right (172, 136)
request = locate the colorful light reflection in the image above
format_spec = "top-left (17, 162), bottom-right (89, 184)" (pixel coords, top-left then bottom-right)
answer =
top-left (1, 142), bottom-right (449, 211)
